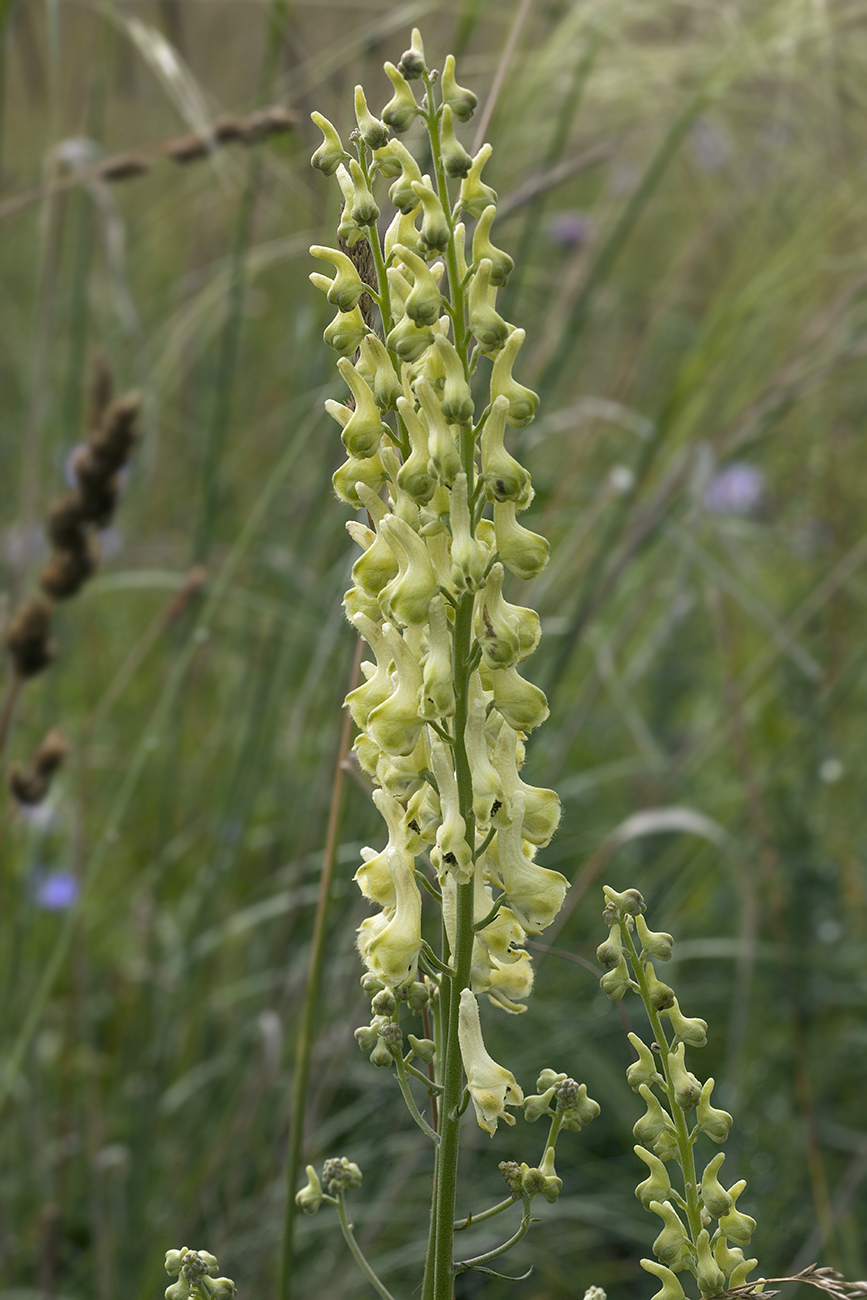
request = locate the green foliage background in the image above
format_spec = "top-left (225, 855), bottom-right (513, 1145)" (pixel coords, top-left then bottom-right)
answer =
top-left (1, 1), bottom-right (865, 1297)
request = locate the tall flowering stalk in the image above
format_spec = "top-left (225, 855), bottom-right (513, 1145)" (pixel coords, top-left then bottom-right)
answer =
top-left (299, 30), bottom-right (598, 1300)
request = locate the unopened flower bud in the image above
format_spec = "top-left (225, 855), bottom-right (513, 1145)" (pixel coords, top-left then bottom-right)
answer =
top-left (727, 1257), bottom-right (759, 1288)
top-left (716, 1179), bottom-right (756, 1247)
top-left (625, 1032), bottom-right (663, 1091)
top-left (499, 1160), bottom-right (523, 1196)
top-left (536, 1146), bottom-right (562, 1203)
top-left (664, 997), bottom-right (708, 1049)
top-left (310, 244), bottom-right (367, 312)
top-left (648, 1199), bottom-right (692, 1269)
top-left (489, 329), bottom-right (539, 427)
top-left (165, 1250), bottom-right (185, 1277)
top-left (472, 206), bottom-right (514, 286)
top-left (208, 1280), bottom-right (237, 1299)
top-left (700, 1151), bottom-right (733, 1219)
top-left (378, 516), bottom-right (439, 629)
top-left (634, 1146), bottom-right (673, 1210)
top-left (441, 53), bottom-right (478, 120)
top-left (357, 333), bottom-right (403, 411)
top-left (695, 1228), bottom-right (726, 1297)
top-left (337, 357), bottom-right (389, 459)
top-left (468, 259), bottom-right (509, 352)
top-left (381, 62), bottom-right (419, 132)
top-left (644, 961), bottom-right (675, 1011)
top-left (165, 1282), bottom-right (187, 1300)
top-left (411, 179), bottom-right (450, 253)
top-left (480, 396), bottom-right (532, 507)
top-left (602, 885), bottom-right (646, 917)
top-left (322, 1156), bottom-right (363, 1194)
top-left (371, 987), bottom-right (397, 1016)
top-left (407, 1034), bottom-right (436, 1063)
top-left (354, 85), bottom-right (389, 150)
top-left (459, 143), bottom-right (497, 218)
top-left (559, 1082), bottom-right (600, 1131)
top-left (386, 312), bottom-right (435, 363)
top-left (324, 304), bottom-right (368, 356)
top-left (596, 921), bottom-right (624, 970)
top-left (523, 1085), bottom-right (556, 1122)
top-left (396, 243), bottom-right (444, 327)
top-left (439, 104), bottom-right (473, 178)
top-left (407, 980), bottom-right (430, 1011)
top-left (396, 397), bottom-right (436, 504)
top-left (636, 913), bottom-right (674, 961)
top-left (354, 1023), bottom-right (380, 1052)
top-left (668, 1042), bottom-right (701, 1111)
top-left (600, 956), bottom-right (636, 1001)
top-left (379, 1022), bottom-right (402, 1053)
top-left (348, 159), bottom-right (380, 226)
top-left (434, 334), bottom-right (474, 425)
top-left (416, 376), bottom-right (462, 486)
top-left (398, 29), bottom-right (426, 81)
top-left (332, 451), bottom-right (386, 507)
top-left (310, 111), bottom-right (350, 175)
top-left (633, 1084), bottom-right (675, 1148)
top-left (295, 1165), bottom-right (324, 1214)
top-left (493, 500), bottom-right (549, 580)
top-left (640, 1260), bottom-right (686, 1300)
top-left (419, 593), bottom-right (456, 719)
top-left (450, 472), bottom-right (487, 592)
top-left (695, 1077), bottom-right (733, 1143)
top-left (489, 663), bottom-right (549, 733)
top-left (713, 1238), bottom-right (749, 1279)
top-left (370, 1038), bottom-right (393, 1067)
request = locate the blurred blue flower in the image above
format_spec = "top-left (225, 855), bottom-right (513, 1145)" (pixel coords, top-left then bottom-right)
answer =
top-left (33, 870), bottom-right (79, 910)
top-left (546, 211), bottom-right (591, 249)
top-left (703, 462), bottom-right (764, 517)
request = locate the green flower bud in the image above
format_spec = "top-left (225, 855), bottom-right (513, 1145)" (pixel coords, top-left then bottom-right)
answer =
top-left (349, 488), bottom-right (399, 595)
top-left (583, 1289), bottom-right (607, 1300)
top-left (370, 1038), bottom-right (393, 1067)
top-left (523, 1085), bottom-right (556, 1121)
top-left (480, 396), bottom-right (533, 507)
top-left (324, 304), bottom-right (368, 356)
top-left (165, 1250), bottom-right (186, 1277)
top-left (379, 1021), bottom-right (402, 1054)
top-left (439, 104), bottom-right (473, 178)
top-left (333, 451), bottom-right (387, 508)
top-left (407, 979), bottom-right (431, 1010)
top-left (558, 1082), bottom-right (600, 1130)
top-left (633, 1083), bottom-right (675, 1148)
top-left (416, 376), bottom-right (462, 486)
top-left (600, 955), bottom-right (636, 1001)
top-left (296, 1165), bottom-right (324, 1214)
top-left (695, 1229), bottom-right (726, 1298)
top-left (664, 996), bottom-right (708, 1049)
top-left (700, 1151), bottom-right (733, 1219)
top-left (357, 333), bottom-right (403, 411)
top-left (625, 1032), bottom-right (664, 1091)
top-left (468, 258), bottom-right (509, 352)
top-left (695, 1077), bottom-right (733, 1143)
top-left (366, 621), bottom-right (424, 754)
top-left (535, 1145), bottom-right (562, 1203)
top-left (344, 615), bottom-right (394, 727)
top-left (336, 357), bottom-right (389, 459)
top-left (472, 205), bottom-right (514, 286)
top-left (348, 158), bottom-right (380, 226)
top-left (207, 1280), bottom-right (237, 1300)
top-left (371, 986), bottom-right (397, 1016)
top-left (441, 53), bottom-right (477, 120)
top-left (165, 1282), bottom-right (188, 1300)
top-left (667, 1042), bottom-right (701, 1111)
top-left (450, 472), bottom-right (487, 593)
top-left (717, 1179), bottom-right (756, 1247)
top-left (648, 1200), bottom-right (692, 1270)
top-left (713, 1237), bottom-right (749, 1279)
top-left (355, 1022), bottom-right (380, 1052)
top-left (310, 244), bottom-right (367, 312)
top-left (386, 313), bottom-right (435, 363)
top-left (489, 662), bottom-right (549, 733)
top-left (407, 1033), bottom-right (436, 1063)
top-left (354, 85), bottom-right (389, 150)
top-left (388, 141), bottom-right (424, 212)
top-left (493, 500), bottom-right (549, 579)
top-left (476, 564), bottom-right (521, 670)
top-left (489, 329), bottom-right (539, 427)
top-left (727, 1257), bottom-right (759, 1288)
top-left (602, 885), bottom-right (646, 919)
top-left (411, 179), bottom-right (451, 253)
top-left (384, 204), bottom-right (424, 260)
top-left (644, 961), bottom-right (676, 1011)
top-left (636, 913), bottom-right (674, 961)
top-left (322, 1156), bottom-right (363, 1194)
top-left (398, 29), bottom-right (426, 81)
top-left (419, 594), bottom-right (456, 719)
top-left (459, 142), bottom-right (497, 218)
top-left (640, 1260), bottom-right (687, 1300)
top-left (381, 61), bottom-right (420, 132)
top-left (378, 515), bottom-right (439, 628)
top-left (334, 164), bottom-right (367, 245)
top-left (310, 111), bottom-right (350, 175)
top-left (596, 921), bottom-right (624, 970)
top-left (653, 1129), bottom-right (680, 1162)
top-left (396, 397), bottom-right (436, 504)
top-left (394, 243), bottom-right (443, 326)
top-left (371, 140), bottom-right (403, 178)
top-left (634, 1145), bottom-right (674, 1210)
top-left (480, 565), bottom-right (541, 664)
top-left (434, 334), bottom-right (474, 425)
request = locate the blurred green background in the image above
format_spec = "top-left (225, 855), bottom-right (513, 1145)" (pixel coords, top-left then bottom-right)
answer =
top-left (1, 1), bottom-right (866, 1297)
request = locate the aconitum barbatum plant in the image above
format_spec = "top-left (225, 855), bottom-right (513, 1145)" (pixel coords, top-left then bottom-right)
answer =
top-left (298, 29), bottom-right (601, 1300)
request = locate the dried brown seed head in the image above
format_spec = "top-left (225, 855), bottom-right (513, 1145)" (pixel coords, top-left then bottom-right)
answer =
top-left (3, 597), bottom-right (57, 678)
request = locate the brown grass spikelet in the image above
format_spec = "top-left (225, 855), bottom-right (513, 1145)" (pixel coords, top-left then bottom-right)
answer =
top-left (39, 536), bottom-right (100, 602)
top-left (8, 728), bottom-right (69, 805)
top-left (97, 154), bottom-right (152, 183)
top-left (3, 597), bottom-right (57, 679)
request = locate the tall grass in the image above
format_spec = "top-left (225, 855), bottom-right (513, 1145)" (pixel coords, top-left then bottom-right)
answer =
top-left (0, 2), bottom-right (865, 1297)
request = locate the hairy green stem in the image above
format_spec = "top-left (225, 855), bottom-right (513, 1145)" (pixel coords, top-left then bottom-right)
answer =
top-left (454, 1195), bottom-right (533, 1273)
top-left (335, 1190), bottom-right (398, 1300)
top-left (454, 1196), bottom-right (517, 1231)
top-left (394, 1046), bottom-right (441, 1143)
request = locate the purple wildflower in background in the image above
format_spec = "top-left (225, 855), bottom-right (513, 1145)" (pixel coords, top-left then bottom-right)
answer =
top-left (33, 870), bottom-right (79, 910)
top-left (546, 212), bottom-right (591, 249)
top-left (703, 462), bottom-right (765, 517)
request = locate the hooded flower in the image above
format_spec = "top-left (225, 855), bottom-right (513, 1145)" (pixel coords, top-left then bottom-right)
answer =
top-left (457, 988), bottom-right (524, 1134)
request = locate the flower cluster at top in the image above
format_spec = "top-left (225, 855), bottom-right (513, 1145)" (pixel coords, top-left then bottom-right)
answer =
top-left (308, 34), bottom-right (566, 1047)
